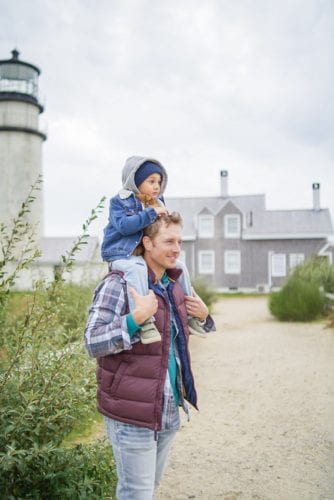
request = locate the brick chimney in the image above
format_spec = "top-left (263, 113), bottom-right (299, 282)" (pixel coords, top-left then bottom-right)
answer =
top-left (220, 170), bottom-right (228, 197)
top-left (312, 182), bottom-right (320, 211)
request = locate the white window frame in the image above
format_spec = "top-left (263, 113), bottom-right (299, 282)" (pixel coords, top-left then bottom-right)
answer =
top-left (224, 250), bottom-right (241, 274)
top-left (271, 254), bottom-right (286, 277)
top-left (289, 253), bottom-right (304, 269)
top-left (198, 214), bottom-right (214, 238)
top-left (198, 250), bottom-right (215, 274)
top-left (224, 214), bottom-right (241, 238)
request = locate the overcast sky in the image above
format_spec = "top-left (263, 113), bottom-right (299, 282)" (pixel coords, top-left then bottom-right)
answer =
top-left (1, 0), bottom-right (333, 239)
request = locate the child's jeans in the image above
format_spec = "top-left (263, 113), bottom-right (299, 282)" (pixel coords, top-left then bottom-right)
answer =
top-left (111, 256), bottom-right (193, 311)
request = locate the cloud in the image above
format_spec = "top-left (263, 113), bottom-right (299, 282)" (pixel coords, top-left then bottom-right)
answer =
top-left (0, 0), bottom-right (333, 237)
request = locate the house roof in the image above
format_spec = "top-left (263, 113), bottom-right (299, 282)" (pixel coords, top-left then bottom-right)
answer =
top-left (38, 236), bottom-right (100, 264)
top-left (243, 209), bottom-right (333, 240)
top-left (166, 194), bottom-right (333, 241)
top-left (166, 194), bottom-right (266, 238)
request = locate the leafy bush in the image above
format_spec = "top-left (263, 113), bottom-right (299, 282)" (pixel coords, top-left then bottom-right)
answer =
top-left (269, 257), bottom-right (334, 322)
top-left (192, 278), bottom-right (218, 312)
top-left (0, 180), bottom-right (117, 497)
top-left (269, 276), bottom-right (328, 321)
top-left (56, 283), bottom-right (94, 333)
top-left (5, 284), bottom-right (94, 342)
top-left (292, 257), bottom-right (334, 293)
top-left (1, 440), bottom-right (115, 499)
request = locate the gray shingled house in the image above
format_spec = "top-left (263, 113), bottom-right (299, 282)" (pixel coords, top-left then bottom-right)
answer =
top-left (166, 171), bottom-right (333, 292)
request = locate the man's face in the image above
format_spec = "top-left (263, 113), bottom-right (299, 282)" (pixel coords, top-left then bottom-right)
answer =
top-left (143, 222), bottom-right (182, 276)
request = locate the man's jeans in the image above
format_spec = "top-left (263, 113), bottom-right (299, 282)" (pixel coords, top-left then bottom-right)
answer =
top-left (104, 417), bottom-right (177, 500)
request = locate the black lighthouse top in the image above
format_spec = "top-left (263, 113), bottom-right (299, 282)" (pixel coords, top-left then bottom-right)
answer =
top-left (0, 49), bottom-right (43, 109)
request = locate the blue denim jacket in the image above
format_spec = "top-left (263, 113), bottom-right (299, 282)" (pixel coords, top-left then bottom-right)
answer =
top-left (101, 191), bottom-right (162, 261)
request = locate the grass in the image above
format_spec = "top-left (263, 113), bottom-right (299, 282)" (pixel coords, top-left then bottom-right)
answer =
top-left (5, 290), bottom-right (34, 317)
top-left (63, 411), bottom-right (105, 447)
top-left (216, 292), bottom-right (268, 298)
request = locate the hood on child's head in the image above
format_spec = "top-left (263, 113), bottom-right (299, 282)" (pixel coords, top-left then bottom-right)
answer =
top-left (121, 156), bottom-right (168, 195)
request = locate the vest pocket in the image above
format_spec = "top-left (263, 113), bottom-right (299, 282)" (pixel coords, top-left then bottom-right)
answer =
top-left (110, 361), bottom-right (127, 398)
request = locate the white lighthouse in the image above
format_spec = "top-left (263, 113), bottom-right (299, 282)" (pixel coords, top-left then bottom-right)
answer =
top-left (0, 50), bottom-right (104, 289)
top-left (0, 49), bottom-right (46, 242)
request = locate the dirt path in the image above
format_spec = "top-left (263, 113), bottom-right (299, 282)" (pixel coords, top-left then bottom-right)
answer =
top-left (156, 297), bottom-right (334, 500)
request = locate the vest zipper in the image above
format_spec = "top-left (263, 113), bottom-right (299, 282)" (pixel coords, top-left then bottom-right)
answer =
top-left (150, 283), bottom-right (170, 435)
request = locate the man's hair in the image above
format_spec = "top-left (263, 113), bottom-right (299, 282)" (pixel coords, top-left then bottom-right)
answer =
top-left (143, 212), bottom-right (183, 240)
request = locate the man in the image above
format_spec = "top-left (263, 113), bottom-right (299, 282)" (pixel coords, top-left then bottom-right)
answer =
top-left (84, 212), bottom-right (214, 499)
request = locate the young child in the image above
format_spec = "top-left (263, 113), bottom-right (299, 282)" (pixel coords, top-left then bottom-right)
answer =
top-left (101, 156), bottom-right (206, 343)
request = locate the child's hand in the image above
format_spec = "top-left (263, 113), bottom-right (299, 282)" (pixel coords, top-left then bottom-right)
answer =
top-left (154, 206), bottom-right (168, 217)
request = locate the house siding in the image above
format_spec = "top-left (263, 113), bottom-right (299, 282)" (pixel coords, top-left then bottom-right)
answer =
top-left (181, 212), bottom-right (330, 291)
top-left (168, 187), bottom-right (333, 292)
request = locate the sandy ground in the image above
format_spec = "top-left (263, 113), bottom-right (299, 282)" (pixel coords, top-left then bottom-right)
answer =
top-left (156, 297), bottom-right (334, 500)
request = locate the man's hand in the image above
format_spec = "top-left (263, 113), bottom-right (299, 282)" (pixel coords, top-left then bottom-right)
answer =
top-left (185, 289), bottom-right (209, 322)
top-left (129, 288), bottom-right (158, 325)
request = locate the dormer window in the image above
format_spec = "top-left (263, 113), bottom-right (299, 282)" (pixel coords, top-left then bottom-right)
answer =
top-left (224, 214), bottom-right (241, 238)
top-left (198, 214), bottom-right (214, 238)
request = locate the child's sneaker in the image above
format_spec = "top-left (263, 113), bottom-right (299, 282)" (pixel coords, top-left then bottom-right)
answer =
top-left (188, 317), bottom-right (207, 337)
top-left (140, 319), bottom-right (161, 344)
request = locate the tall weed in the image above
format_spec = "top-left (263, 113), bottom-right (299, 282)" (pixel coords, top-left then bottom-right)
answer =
top-left (0, 180), bottom-right (116, 497)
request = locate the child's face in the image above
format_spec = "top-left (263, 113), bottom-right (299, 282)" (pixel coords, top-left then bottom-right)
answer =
top-left (138, 173), bottom-right (162, 198)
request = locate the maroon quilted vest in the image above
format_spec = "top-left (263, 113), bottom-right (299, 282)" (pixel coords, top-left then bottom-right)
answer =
top-left (96, 268), bottom-right (194, 431)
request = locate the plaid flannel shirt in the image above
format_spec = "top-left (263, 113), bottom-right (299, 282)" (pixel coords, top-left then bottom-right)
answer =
top-left (84, 273), bottom-right (182, 430)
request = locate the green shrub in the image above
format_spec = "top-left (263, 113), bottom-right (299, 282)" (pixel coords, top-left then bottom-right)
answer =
top-left (292, 257), bottom-right (334, 293)
top-left (46, 282), bottom-right (95, 344)
top-left (56, 283), bottom-right (94, 333)
top-left (269, 277), bottom-right (328, 321)
top-left (0, 440), bottom-right (115, 499)
top-left (192, 278), bottom-right (218, 312)
top-left (4, 284), bottom-right (94, 346)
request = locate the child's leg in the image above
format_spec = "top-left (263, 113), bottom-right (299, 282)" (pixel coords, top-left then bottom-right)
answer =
top-left (176, 259), bottom-right (207, 337)
top-left (176, 259), bottom-right (193, 296)
top-left (112, 257), bottom-right (161, 344)
top-left (112, 257), bottom-right (149, 311)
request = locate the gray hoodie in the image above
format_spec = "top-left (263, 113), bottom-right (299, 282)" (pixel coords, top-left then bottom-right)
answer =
top-left (120, 156), bottom-right (168, 197)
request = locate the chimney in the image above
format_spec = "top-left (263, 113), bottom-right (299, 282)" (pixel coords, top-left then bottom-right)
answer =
top-left (312, 182), bottom-right (320, 211)
top-left (220, 170), bottom-right (228, 197)
top-left (249, 211), bottom-right (253, 227)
